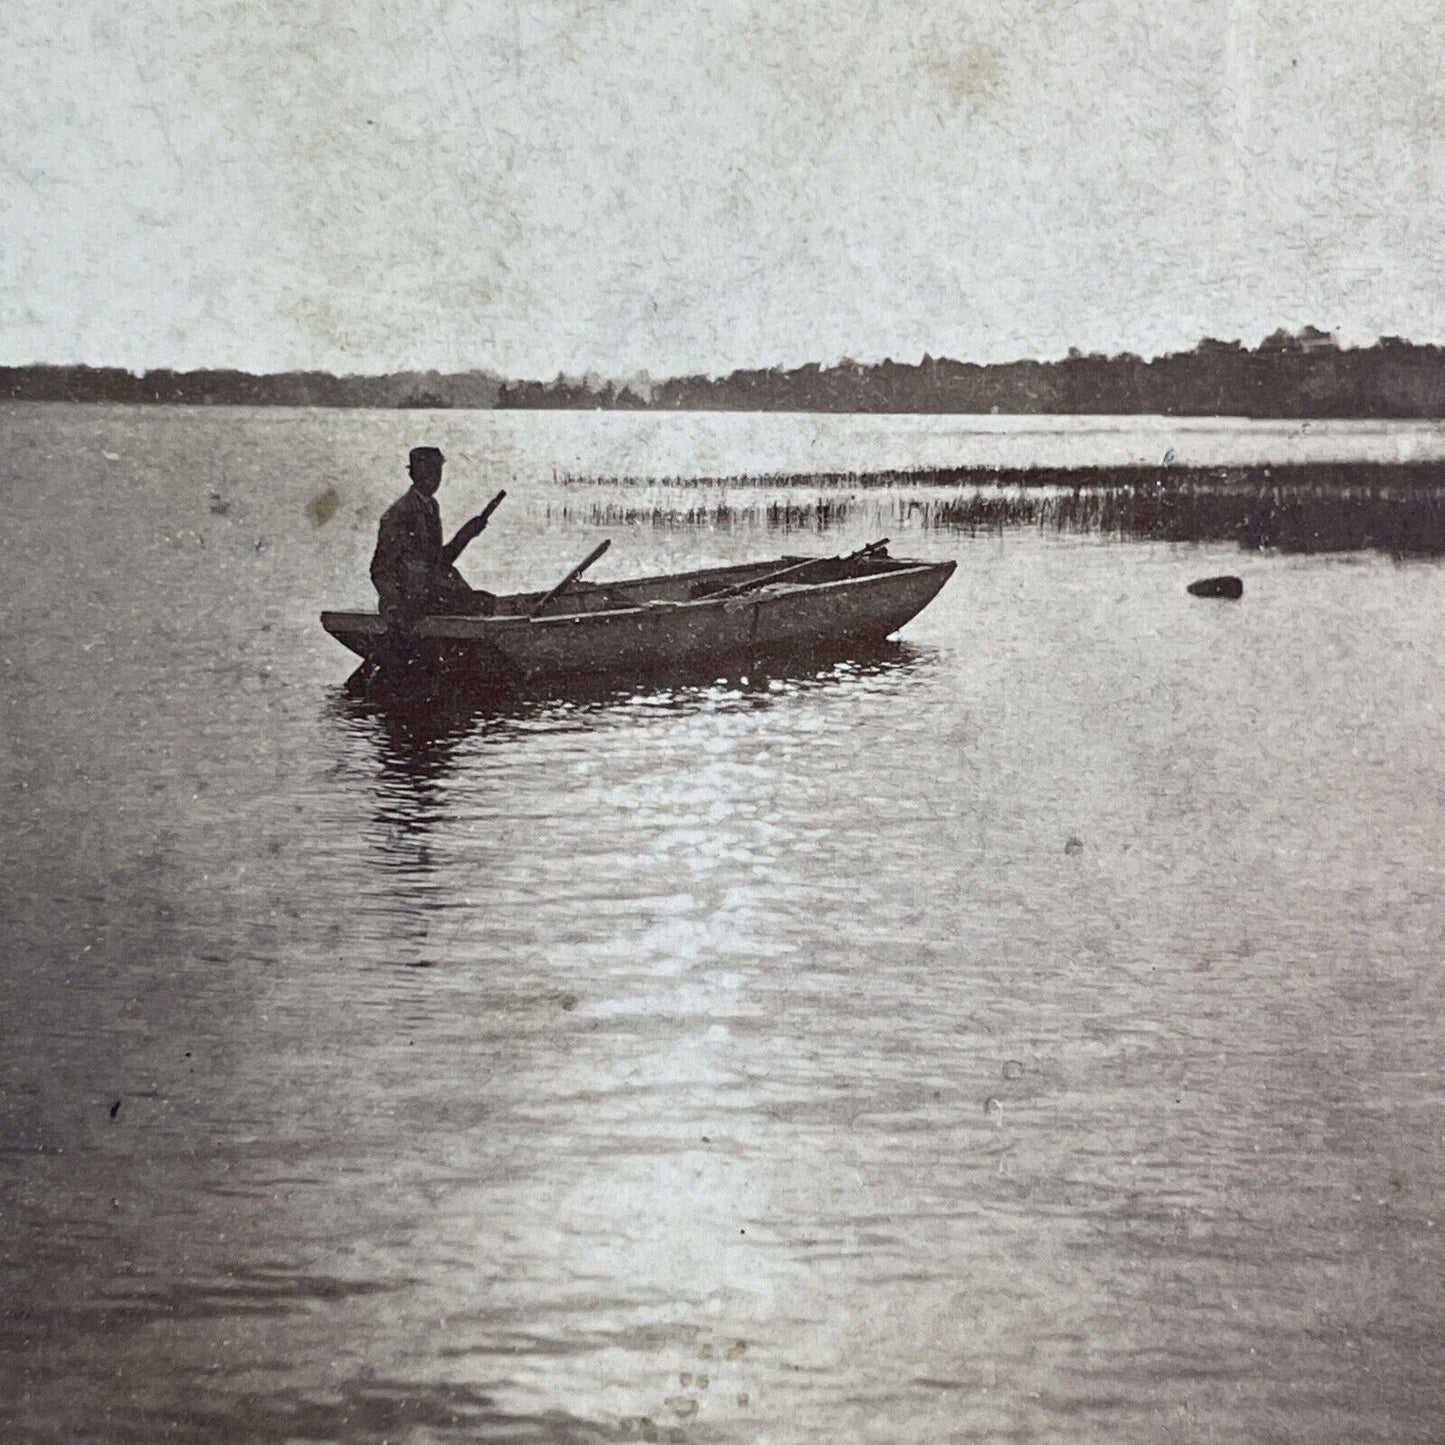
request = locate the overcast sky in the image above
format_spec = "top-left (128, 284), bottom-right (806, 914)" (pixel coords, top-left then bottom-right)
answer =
top-left (2, 0), bottom-right (1441, 376)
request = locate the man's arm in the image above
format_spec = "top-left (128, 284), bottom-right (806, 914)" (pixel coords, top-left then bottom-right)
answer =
top-left (441, 489), bottom-right (506, 565)
top-left (440, 514), bottom-right (486, 566)
top-left (370, 509), bottom-right (403, 596)
top-left (372, 499), bottom-right (434, 613)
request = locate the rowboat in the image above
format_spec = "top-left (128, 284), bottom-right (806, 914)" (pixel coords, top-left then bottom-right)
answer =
top-left (321, 540), bottom-right (955, 694)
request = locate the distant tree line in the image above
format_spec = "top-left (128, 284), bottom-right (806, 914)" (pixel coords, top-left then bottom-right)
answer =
top-left (498, 330), bottom-right (1445, 418)
top-left (0, 366), bottom-right (502, 409)
top-left (7, 330), bottom-right (1445, 416)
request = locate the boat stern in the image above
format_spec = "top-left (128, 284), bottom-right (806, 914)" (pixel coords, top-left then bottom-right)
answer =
top-left (320, 611), bottom-right (387, 659)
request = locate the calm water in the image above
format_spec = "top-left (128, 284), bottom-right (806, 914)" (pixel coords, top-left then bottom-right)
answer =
top-left (3, 405), bottom-right (1445, 1443)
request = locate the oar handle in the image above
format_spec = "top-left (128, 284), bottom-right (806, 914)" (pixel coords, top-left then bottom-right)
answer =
top-left (479, 488), bottom-right (507, 523)
top-left (529, 539), bottom-right (611, 618)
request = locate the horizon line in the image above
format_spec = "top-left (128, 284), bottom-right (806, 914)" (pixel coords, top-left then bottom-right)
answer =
top-left (2, 327), bottom-right (1438, 384)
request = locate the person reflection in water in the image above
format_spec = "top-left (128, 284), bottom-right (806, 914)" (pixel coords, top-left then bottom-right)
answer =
top-left (370, 446), bottom-right (497, 629)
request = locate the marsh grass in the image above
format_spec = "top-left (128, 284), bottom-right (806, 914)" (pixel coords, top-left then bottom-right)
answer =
top-left (554, 462), bottom-right (1445, 555)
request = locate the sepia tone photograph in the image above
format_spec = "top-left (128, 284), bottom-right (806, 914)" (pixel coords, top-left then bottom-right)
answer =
top-left (3, 2), bottom-right (1443, 1442)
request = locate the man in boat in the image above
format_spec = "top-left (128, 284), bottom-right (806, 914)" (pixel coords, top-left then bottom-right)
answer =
top-left (370, 446), bottom-right (497, 628)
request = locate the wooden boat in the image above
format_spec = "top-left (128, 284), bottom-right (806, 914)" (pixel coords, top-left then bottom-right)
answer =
top-left (321, 540), bottom-right (955, 692)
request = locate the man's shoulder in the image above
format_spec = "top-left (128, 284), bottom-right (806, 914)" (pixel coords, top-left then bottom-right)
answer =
top-left (380, 488), bottom-right (428, 525)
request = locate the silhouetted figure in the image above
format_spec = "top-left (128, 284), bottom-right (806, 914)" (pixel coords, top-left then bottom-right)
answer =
top-left (370, 447), bottom-right (496, 627)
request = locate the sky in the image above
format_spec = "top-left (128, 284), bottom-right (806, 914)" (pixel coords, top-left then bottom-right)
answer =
top-left (2, 0), bottom-right (1442, 377)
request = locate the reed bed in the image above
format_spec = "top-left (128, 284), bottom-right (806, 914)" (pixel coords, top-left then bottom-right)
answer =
top-left (557, 461), bottom-right (1445, 493)
top-left (544, 497), bottom-right (858, 534)
top-left (1046, 483), bottom-right (1445, 554)
top-left (551, 468), bottom-right (1445, 556)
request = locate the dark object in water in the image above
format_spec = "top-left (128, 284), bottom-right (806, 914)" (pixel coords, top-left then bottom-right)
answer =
top-left (323, 542), bottom-right (955, 696)
top-left (1187, 575), bottom-right (1244, 599)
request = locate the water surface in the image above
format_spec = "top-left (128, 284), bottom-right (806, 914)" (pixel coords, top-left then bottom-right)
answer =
top-left (3, 405), bottom-right (1444, 1443)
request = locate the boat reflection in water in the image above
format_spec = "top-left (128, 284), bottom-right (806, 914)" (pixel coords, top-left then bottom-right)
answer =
top-left (332, 637), bottom-right (933, 777)
top-left (326, 640), bottom-right (936, 970)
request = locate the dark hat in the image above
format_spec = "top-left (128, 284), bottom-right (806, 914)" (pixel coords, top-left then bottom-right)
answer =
top-left (408, 445), bottom-right (445, 468)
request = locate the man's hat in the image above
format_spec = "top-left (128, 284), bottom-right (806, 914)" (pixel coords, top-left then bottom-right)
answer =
top-left (409, 445), bottom-right (445, 468)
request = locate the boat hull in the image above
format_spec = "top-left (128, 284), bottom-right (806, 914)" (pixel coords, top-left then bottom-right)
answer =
top-left (321, 555), bottom-right (956, 689)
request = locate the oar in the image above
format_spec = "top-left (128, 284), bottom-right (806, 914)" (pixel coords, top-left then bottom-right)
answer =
top-left (478, 488), bottom-right (507, 524)
top-left (529, 540), bottom-right (611, 618)
top-left (707, 538), bottom-right (891, 600)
